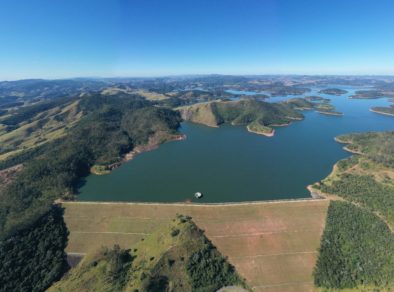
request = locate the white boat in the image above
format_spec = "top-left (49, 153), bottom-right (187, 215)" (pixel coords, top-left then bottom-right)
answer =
top-left (194, 192), bottom-right (203, 199)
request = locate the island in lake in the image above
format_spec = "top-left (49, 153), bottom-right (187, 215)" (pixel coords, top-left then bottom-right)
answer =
top-left (318, 88), bottom-right (348, 95)
top-left (285, 97), bottom-right (343, 116)
top-left (350, 90), bottom-right (384, 99)
top-left (305, 95), bottom-right (330, 102)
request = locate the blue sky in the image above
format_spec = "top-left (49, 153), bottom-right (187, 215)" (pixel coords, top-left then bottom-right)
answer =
top-left (1, 0), bottom-right (394, 80)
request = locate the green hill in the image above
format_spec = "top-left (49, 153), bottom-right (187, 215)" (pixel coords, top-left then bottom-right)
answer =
top-left (0, 97), bottom-right (84, 161)
top-left (177, 99), bottom-right (304, 136)
top-left (49, 215), bottom-right (248, 292)
top-left (318, 88), bottom-right (348, 95)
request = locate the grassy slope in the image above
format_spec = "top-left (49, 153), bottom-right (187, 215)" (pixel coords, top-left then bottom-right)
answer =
top-left (0, 100), bottom-right (83, 161)
top-left (133, 89), bottom-right (170, 100)
top-left (49, 215), bottom-right (248, 292)
top-left (102, 87), bottom-right (170, 101)
top-left (177, 101), bottom-right (220, 127)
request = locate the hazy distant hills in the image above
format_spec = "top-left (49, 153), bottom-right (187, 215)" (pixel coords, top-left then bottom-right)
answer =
top-left (0, 79), bottom-right (109, 107)
top-left (2, 74), bottom-right (394, 108)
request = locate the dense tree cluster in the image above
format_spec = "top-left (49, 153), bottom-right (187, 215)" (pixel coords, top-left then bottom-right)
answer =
top-left (97, 245), bottom-right (133, 287)
top-left (186, 243), bottom-right (244, 291)
top-left (314, 201), bottom-right (394, 289)
top-left (320, 173), bottom-right (394, 225)
top-left (0, 206), bottom-right (69, 292)
top-left (212, 99), bottom-right (304, 126)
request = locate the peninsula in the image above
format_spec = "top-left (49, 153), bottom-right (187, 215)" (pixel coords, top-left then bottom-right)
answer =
top-left (370, 105), bottom-right (394, 116)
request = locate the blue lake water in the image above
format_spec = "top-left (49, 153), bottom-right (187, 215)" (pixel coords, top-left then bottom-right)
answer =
top-left (78, 87), bottom-right (393, 202)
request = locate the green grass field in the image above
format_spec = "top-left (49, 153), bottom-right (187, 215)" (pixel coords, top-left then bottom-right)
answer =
top-left (62, 199), bottom-right (329, 291)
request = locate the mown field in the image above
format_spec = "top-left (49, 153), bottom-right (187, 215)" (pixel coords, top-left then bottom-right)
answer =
top-left (62, 199), bottom-right (329, 292)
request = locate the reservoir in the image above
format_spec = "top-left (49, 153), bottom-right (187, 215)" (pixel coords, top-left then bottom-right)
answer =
top-left (78, 87), bottom-right (394, 202)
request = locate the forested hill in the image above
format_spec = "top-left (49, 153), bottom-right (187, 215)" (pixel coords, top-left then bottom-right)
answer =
top-left (0, 93), bottom-right (182, 291)
top-left (177, 99), bottom-right (304, 135)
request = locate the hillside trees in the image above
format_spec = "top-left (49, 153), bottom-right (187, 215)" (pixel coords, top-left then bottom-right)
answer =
top-left (0, 206), bottom-right (69, 292)
top-left (314, 201), bottom-right (394, 289)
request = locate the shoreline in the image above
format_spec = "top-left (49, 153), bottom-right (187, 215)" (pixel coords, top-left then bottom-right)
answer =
top-left (306, 184), bottom-right (346, 201)
top-left (286, 116), bottom-right (304, 121)
top-left (334, 136), bottom-right (363, 155)
top-left (334, 136), bottom-right (348, 144)
top-left (369, 108), bottom-right (394, 117)
top-left (123, 133), bottom-right (186, 163)
top-left (91, 133), bottom-right (186, 175)
top-left (342, 146), bottom-right (363, 155)
top-left (306, 185), bottom-right (326, 199)
top-left (270, 122), bottom-right (291, 127)
top-left (246, 125), bottom-right (275, 137)
top-left (317, 110), bottom-right (343, 116)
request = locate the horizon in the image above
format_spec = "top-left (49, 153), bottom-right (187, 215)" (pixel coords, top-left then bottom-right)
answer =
top-left (1, 0), bottom-right (394, 79)
top-left (3, 73), bottom-right (394, 83)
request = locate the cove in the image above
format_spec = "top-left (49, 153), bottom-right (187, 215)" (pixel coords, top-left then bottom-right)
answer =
top-left (78, 88), bottom-right (394, 203)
